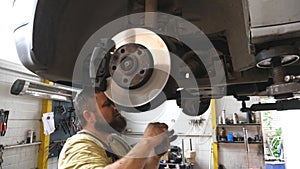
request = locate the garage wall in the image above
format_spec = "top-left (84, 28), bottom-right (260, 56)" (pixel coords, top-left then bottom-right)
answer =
top-left (0, 59), bottom-right (42, 169)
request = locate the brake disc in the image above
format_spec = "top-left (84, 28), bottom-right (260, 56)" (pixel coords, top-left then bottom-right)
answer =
top-left (105, 28), bottom-right (171, 107)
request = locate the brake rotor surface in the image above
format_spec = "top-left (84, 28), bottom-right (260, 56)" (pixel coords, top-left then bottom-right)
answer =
top-left (105, 28), bottom-right (171, 107)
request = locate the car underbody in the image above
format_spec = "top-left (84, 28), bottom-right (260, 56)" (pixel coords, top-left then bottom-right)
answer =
top-left (13, 0), bottom-right (300, 115)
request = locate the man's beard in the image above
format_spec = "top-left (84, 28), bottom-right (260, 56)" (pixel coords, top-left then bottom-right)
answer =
top-left (94, 112), bottom-right (127, 133)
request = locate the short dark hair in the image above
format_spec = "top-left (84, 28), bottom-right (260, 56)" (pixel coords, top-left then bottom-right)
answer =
top-left (74, 87), bottom-right (101, 127)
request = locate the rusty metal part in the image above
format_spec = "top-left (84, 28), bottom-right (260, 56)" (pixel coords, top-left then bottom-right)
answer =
top-left (145, 0), bottom-right (157, 12)
top-left (145, 0), bottom-right (157, 28)
top-left (255, 46), bottom-right (300, 98)
top-left (266, 82), bottom-right (300, 98)
top-left (272, 66), bottom-right (285, 84)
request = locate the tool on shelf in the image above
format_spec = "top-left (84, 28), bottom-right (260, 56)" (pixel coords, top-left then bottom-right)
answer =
top-left (189, 138), bottom-right (192, 151)
top-left (181, 139), bottom-right (185, 166)
top-left (243, 127), bottom-right (250, 169)
top-left (0, 109), bottom-right (9, 136)
top-left (186, 138), bottom-right (196, 164)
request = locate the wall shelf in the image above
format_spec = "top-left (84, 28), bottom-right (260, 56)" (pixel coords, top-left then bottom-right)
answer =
top-left (4, 142), bottom-right (41, 149)
top-left (124, 132), bottom-right (212, 137)
top-left (217, 123), bottom-right (261, 127)
top-left (216, 123), bottom-right (262, 144)
top-left (217, 141), bottom-right (263, 144)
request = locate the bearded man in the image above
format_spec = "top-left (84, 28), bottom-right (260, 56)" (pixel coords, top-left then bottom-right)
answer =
top-left (58, 87), bottom-right (176, 169)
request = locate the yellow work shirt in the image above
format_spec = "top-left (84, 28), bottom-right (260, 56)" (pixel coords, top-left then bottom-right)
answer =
top-left (58, 130), bottom-right (131, 169)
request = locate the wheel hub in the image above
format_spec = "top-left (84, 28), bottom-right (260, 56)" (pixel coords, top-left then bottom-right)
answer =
top-left (109, 43), bottom-right (154, 89)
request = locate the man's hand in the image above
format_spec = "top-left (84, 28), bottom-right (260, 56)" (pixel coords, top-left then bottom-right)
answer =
top-left (142, 122), bottom-right (177, 156)
top-left (104, 122), bottom-right (177, 169)
top-left (154, 129), bottom-right (177, 156)
top-left (143, 122), bottom-right (168, 137)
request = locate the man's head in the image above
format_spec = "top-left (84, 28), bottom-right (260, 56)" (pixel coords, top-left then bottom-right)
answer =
top-left (74, 87), bottom-right (127, 133)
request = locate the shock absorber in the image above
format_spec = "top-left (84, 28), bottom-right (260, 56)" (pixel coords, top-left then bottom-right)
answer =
top-left (271, 57), bottom-right (286, 85)
top-left (255, 45), bottom-right (300, 99)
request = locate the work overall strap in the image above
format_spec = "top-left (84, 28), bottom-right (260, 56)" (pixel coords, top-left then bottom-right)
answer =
top-left (78, 131), bottom-right (120, 162)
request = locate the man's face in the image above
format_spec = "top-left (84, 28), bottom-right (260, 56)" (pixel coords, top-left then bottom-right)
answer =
top-left (94, 92), bottom-right (127, 133)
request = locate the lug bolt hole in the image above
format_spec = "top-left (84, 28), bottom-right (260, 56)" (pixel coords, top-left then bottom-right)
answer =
top-left (140, 69), bottom-right (145, 74)
top-left (120, 48), bottom-right (125, 53)
top-left (137, 50), bottom-right (142, 55)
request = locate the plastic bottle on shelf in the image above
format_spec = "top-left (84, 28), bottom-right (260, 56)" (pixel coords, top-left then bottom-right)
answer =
top-left (227, 132), bottom-right (234, 142)
top-left (221, 110), bottom-right (226, 124)
top-left (253, 113), bottom-right (257, 123)
top-left (233, 113), bottom-right (239, 124)
top-left (247, 111), bottom-right (256, 123)
top-left (218, 116), bottom-right (223, 124)
top-left (220, 127), bottom-right (227, 141)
